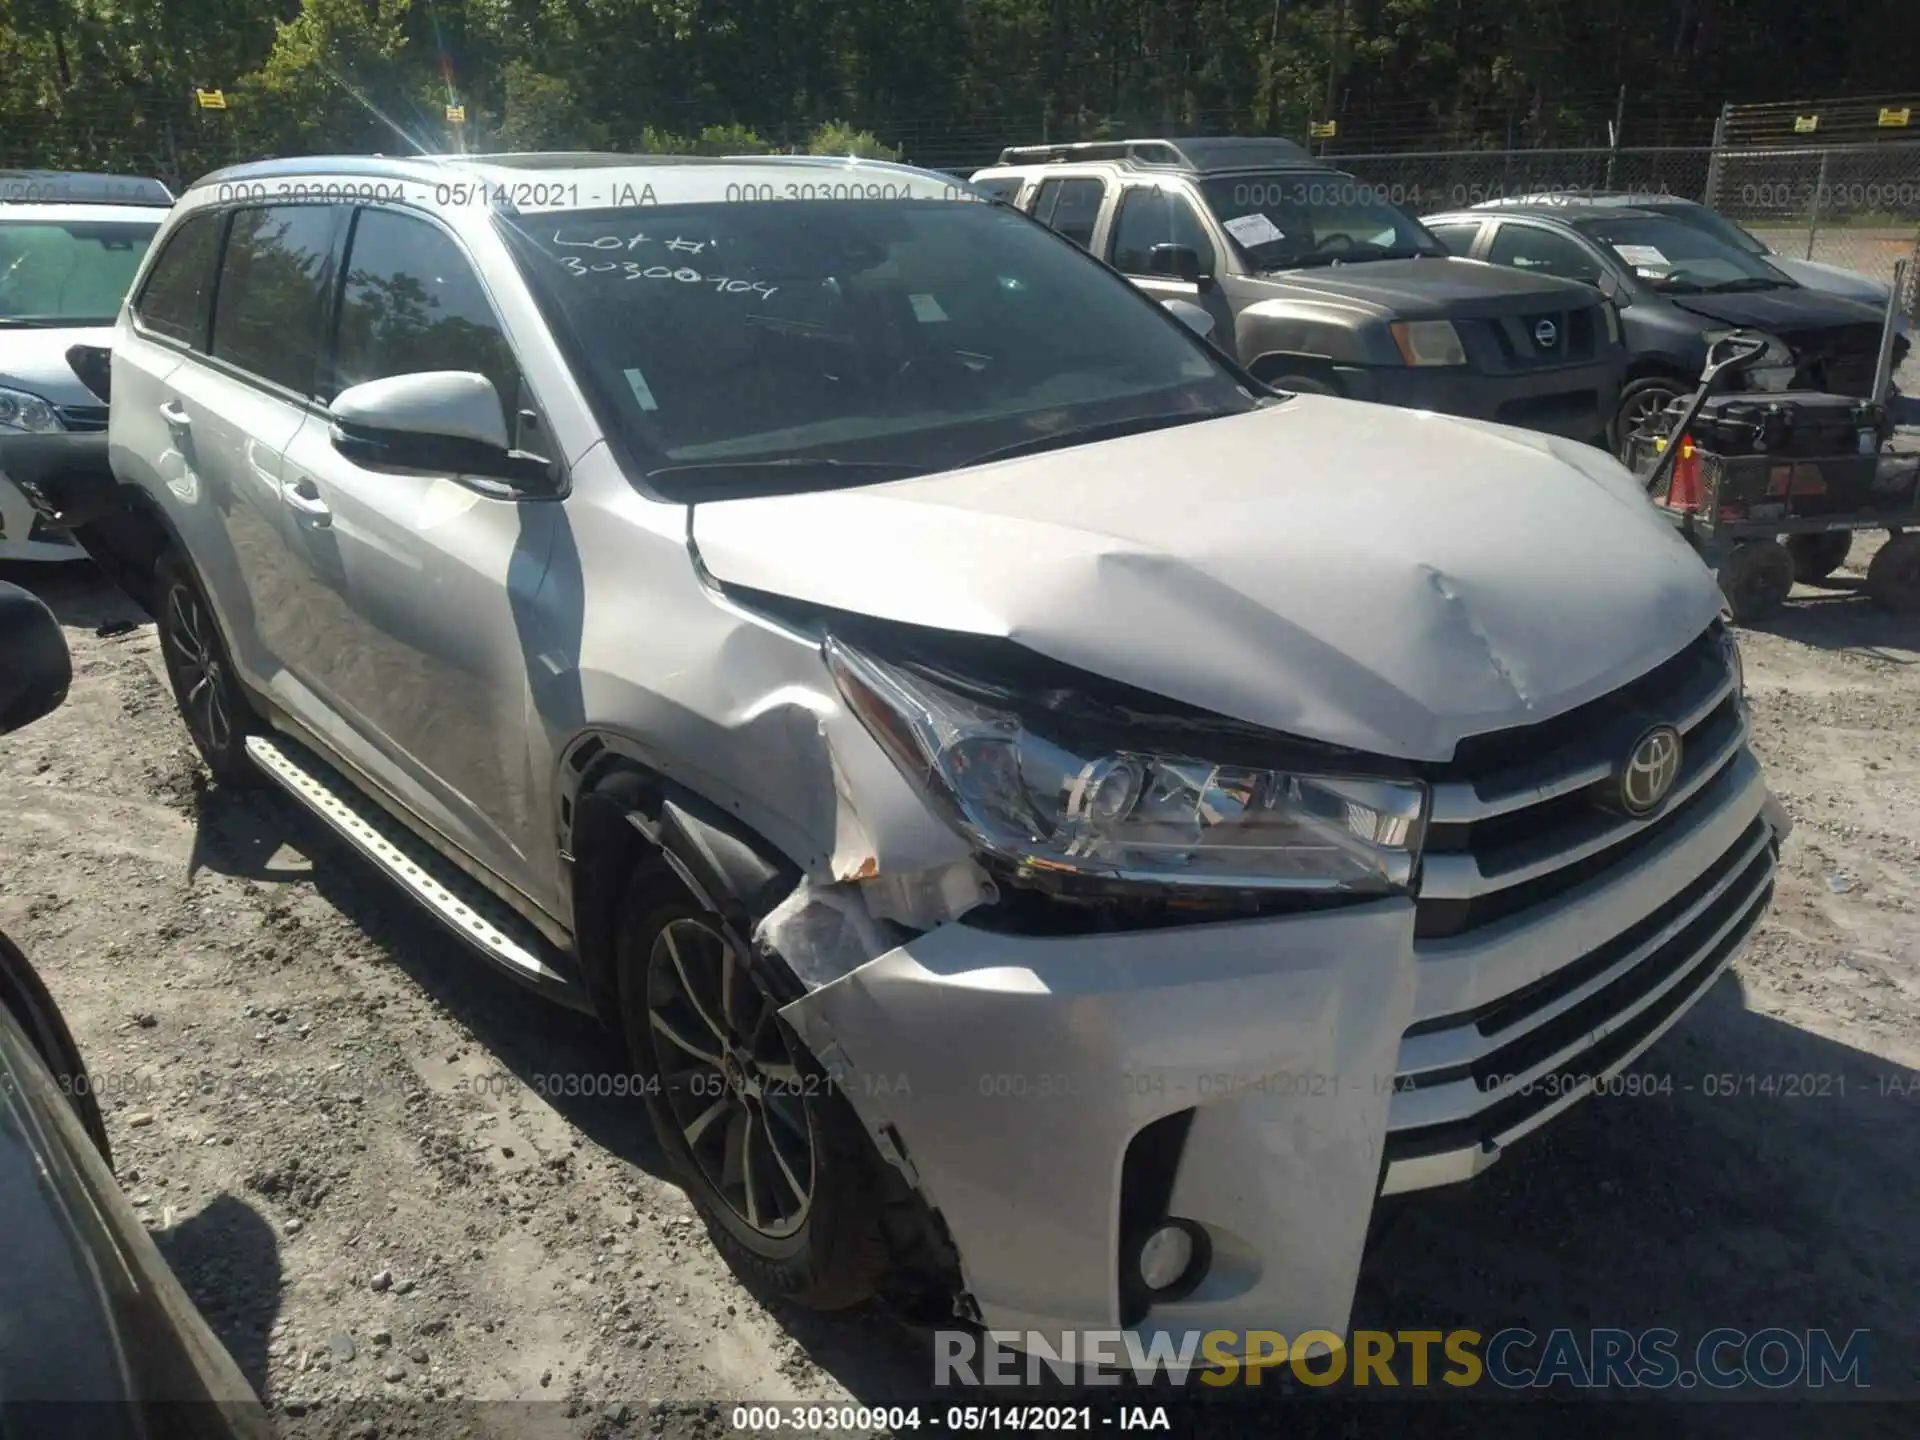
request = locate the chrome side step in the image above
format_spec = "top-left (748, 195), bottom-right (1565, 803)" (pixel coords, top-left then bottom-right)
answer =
top-left (245, 733), bottom-right (591, 1012)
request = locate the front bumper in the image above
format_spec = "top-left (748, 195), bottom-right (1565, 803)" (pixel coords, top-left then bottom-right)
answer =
top-left (0, 474), bottom-right (85, 561)
top-left (1335, 357), bottom-right (1623, 443)
top-left (0, 430), bottom-right (110, 563)
top-left (779, 748), bottom-right (1785, 1352)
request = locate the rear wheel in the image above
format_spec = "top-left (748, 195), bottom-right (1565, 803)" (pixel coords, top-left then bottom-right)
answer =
top-left (1866, 532), bottom-right (1920, 614)
top-left (1716, 539), bottom-right (1795, 623)
top-left (617, 879), bottom-right (889, 1309)
top-left (1786, 532), bottom-right (1854, 584)
top-left (154, 550), bottom-right (259, 786)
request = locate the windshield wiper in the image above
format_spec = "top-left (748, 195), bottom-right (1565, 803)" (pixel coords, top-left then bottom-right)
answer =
top-left (960, 409), bottom-right (1237, 467)
top-left (0, 317), bottom-right (73, 329)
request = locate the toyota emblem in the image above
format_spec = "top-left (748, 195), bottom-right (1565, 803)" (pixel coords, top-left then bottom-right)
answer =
top-left (1533, 318), bottom-right (1559, 349)
top-left (1618, 725), bottom-right (1683, 816)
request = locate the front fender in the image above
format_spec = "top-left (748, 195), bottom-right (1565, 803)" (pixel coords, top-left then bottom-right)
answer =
top-left (1236, 298), bottom-right (1393, 370)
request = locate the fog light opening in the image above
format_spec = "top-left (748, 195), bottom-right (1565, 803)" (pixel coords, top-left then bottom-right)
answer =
top-left (1137, 1219), bottom-right (1208, 1297)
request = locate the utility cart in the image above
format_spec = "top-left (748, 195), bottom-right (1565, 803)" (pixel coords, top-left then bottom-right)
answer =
top-left (1626, 260), bottom-right (1920, 623)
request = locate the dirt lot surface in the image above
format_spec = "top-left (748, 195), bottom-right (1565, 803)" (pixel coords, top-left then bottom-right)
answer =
top-left (2, 539), bottom-right (1918, 1438)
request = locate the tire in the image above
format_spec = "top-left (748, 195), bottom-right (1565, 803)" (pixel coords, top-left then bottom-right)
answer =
top-left (1612, 376), bottom-right (1689, 462)
top-left (154, 549), bottom-right (259, 786)
top-left (617, 876), bottom-right (888, 1309)
top-left (1866, 532), bottom-right (1920, 614)
top-left (1786, 532), bottom-right (1853, 584)
top-left (1716, 539), bottom-right (1795, 623)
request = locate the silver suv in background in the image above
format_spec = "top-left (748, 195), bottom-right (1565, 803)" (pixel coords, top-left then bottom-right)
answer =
top-left (973, 137), bottom-right (1628, 444)
top-left (67, 152), bottom-right (1786, 1355)
top-left (0, 171), bottom-right (170, 560)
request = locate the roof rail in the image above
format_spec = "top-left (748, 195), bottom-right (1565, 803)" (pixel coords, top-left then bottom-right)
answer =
top-left (994, 140), bottom-right (1190, 168)
top-left (991, 135), bottom-right (1318, 173)
top-left (0, 170), bottom-right (174, 206)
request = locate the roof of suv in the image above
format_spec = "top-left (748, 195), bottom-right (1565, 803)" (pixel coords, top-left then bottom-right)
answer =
top-left (987, 136), bottom-right (1320, 174)
top-left (1440, 202), bottom-right (1668, 225)
top-left (1, 170), bottom-right (173, 207)
top-left (1469, 193), bottom-right (1699, 212)
top-left (189, 150), bottom-right (961, 193)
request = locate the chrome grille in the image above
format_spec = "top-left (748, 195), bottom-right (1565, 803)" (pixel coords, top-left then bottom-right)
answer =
top-left (53, 403), bottom-right (109, 433)
top-left (1417, 624), bottom-right (1738, 938)
top-left (1381, 621), bottom-right (1775, 1193)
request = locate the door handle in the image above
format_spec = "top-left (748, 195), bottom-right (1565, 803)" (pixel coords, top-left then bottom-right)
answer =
top-left (159, 401), bottom-right (191, 430)
top-left (283, 475), bottom-right (332, 526)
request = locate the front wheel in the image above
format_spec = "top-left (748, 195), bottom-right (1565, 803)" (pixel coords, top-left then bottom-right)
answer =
top-left (1786, 532), bottom-right (1853, 584)
top-left (154, 550), bottom-right (259, 786)
top-left (1866, 532), bottom-right (1920, 614)
top-left (1612, 377), bottom-right (1688, 462)
top-left (1717, 539), bottom-right (1795, 623)
top-left (617, 881), bottom-right (889, 1309)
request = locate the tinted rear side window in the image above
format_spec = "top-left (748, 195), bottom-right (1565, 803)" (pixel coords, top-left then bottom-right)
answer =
top-left (133, 212), bottom-right (224, 348)
top-left (1031, 178), bottom-right (1106, 249)
top-left (210, 205), bottom-right (340, 394)
top-left (1424, 221), bottom-right (1483, 256)
top-left (327, 207), bottom-right (521, 417)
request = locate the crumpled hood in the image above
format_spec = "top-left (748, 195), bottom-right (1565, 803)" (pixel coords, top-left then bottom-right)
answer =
top-left (1669, 285), bottom-right (1885, 333)
top-left (690, 398), bottom-right (1725, 762)
top-left (0, 324), bottom-right (114, 406)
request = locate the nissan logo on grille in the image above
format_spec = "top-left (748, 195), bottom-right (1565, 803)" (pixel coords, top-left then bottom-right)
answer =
top-left (1617, 725), bottom-right (1683, 816)
top-left (1533, 318), bottom-right (1559, 350)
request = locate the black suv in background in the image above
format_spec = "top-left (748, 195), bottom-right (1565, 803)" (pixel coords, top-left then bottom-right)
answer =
top-left (973, 137), bottom-right (1627, 444)
top-left (1424, 202), bottom-right (1909, 455)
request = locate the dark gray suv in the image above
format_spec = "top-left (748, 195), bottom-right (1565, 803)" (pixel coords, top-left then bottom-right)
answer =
top-left (973, 137), bottom-right (1628, 443)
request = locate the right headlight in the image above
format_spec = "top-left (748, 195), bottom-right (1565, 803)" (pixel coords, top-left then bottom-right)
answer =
top-left (1389, 319), bottom-right (1467, 367)
top-left (0, 385), bottom-right (63, 434)
top-left (825, 637), bottom-right (1428, 896)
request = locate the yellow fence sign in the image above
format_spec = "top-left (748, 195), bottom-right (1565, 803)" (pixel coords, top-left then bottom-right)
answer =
top-left (1308, 120), bottom-right (1337, 139)
top-left (1880, 107), bottom-right (1912, 127)
top-left (194, 88), bottom-right (226, 110)
top-left (446, 104), bottom-right (467, 124)
top-left (1792, 114), bottom-right (1818, 133)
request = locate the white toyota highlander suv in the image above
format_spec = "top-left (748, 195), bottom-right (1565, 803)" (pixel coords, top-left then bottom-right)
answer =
top-left (49, 150), bottom-right (1788, 1356)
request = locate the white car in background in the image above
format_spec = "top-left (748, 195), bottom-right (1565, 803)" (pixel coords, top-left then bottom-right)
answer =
top-left (0, 171), bottom-right (171, 561)
top-left (1469, 193), bottom-right (1911, 343)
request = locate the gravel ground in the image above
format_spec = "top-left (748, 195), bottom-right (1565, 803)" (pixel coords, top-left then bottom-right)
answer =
top-left (2, 541), bottom-right (1919, 1438)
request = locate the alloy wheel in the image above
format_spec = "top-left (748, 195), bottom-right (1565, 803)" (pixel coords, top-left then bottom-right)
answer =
top-left (646, 917), bottom-right (815, 1239)
top-left (1616, 385), bottom-right (1682, 457)
top-left (164, 582), bottom-right (232, 755)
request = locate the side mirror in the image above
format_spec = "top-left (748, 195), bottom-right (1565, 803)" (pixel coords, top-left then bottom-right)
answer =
top-left (0, 582), bottom-right (73, 735)
top-left (65, 343), bottom-right (112, 404)
top-left (1160, 297), bottom-right (1217, 339)
top-left (329, 372), bottom-right (552, 489)
top-left (1148, 243), bottom-right (1213, 291)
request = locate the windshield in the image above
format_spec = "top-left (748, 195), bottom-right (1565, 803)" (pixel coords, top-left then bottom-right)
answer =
top-left (0, 219), bottom-right (158, 324)
top-left (499, 198), bottom-right (1253, 497)
top-left (1579, 215), bottom-right (1794, 293)
top-left (1648, 203), bottom-right (1772, 258)
top-left (1197, 174), bottom-right (1445, 270)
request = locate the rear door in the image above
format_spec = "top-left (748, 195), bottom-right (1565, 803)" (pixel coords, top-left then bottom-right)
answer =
top-left (112, 203), bottom-right (345, 694)
top-left (1424, 218), bottom-right (1489, 258)
top-left (271, 203), bottom-right (560, 902)
top-left (1027, 176), bottom-right (1107, 252)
